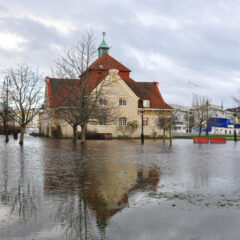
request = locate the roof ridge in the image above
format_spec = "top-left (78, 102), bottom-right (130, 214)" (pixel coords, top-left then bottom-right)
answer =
top-left (87, 53), bottom-right (131, 72)
top-left (46, 77), bottom-right (80, 81)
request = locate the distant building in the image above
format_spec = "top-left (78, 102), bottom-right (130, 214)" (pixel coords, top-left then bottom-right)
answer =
top-left (170, 103), bottom-right (238, 135)
top-left (170, 104), bottom-right (189, 134)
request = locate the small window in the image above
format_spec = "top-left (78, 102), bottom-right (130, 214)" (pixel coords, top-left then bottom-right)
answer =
top-left (143, 118), bottom-right (148, 126)
top-left (119, 117), bottom-right (127, 126)
top-left (99, 97), bottom-right (107, 106)
top-left (99, 117), bottom-right (107, 125)
top-left (143, 100), bottom-right (150, 108)
top-left (119, 98), bottom-right (127, 106)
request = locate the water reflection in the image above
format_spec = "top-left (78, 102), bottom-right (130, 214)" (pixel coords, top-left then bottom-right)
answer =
top-left (44, 143), bottom-right (160, 239)
top-left (1, 137), bottom-right (240, 240)
top-left (1, 147), bottom-right (39, 224)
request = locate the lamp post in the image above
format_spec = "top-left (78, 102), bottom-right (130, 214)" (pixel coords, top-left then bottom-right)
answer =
top-left (3, 76), bottom-right (11, 143)
top-left (140, 105), bottom-right (144, 145)
top-left (234, 111), bottom-right (237, 142)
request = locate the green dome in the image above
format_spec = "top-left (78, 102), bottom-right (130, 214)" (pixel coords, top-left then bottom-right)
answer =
top-left (99, 39), bottom-right (109, 49)
top-left (98, 32), bottom-right (109, 58)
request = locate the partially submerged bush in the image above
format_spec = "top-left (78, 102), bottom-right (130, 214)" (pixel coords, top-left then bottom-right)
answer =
top-left (117, 120), bottom-right (139, 138)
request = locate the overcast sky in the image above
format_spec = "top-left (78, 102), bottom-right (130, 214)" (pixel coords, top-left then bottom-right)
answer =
top-left (0, 0), bottom-right (240, 108)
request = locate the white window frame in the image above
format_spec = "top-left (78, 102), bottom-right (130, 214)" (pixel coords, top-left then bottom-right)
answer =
top-left (143, 118), bottom-right (148, 126)
top-left (119, 117), bottom-right (127, 126)
top-left (143, 100), bottom-right (150, 108)
top-left (119, 97), bottom-right (127, 106)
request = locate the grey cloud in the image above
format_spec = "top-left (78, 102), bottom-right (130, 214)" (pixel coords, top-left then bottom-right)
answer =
top-left (0, 0), bottom-right (240, 107)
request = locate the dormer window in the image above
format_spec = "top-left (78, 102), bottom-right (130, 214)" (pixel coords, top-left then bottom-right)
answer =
top-left (143, 100), bottom-right (150, 108)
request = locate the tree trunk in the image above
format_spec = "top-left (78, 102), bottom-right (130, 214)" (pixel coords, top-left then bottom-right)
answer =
top-left (163, 128), bottom-right (166, 143)
top-left (81, 124), bottom-right (86, 144)
top-left (19, 127), bottom-right (25, 145)
top-left (73, 124), bottom-right (77, 142)
top-left (199, 124), bottom-right (202, 136)
top-left (169, 128), bottom-right (172, 146)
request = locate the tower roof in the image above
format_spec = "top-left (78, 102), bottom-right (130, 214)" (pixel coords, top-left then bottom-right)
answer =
top-left (88, 53), bottom-right (131, 72)
top-left (98, 32), bottom-right (109, 49)
top-left (98, 32), bottom-right (110, 58)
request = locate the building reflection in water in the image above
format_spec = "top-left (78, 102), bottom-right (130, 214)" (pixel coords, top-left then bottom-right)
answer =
top-left (0, 140), bottom-right (160, 239)
top-left (44, 145), bottom-right (160, 239)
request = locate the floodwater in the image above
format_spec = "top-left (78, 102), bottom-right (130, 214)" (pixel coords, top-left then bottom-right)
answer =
top-left (0, 136), bottom-right (240, 240)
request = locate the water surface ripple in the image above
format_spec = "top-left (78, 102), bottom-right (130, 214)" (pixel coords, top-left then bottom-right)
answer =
top-left (0, 136), bottom-right (240, 240)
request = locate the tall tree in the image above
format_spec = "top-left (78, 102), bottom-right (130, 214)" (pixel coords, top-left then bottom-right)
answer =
top-left (6, 65), bottom-right (44, 145)
top-left (191, 95), bottom-right (209, 136)
top-left (0, 98), bottom-right (5, 131)
top-left (50, 31), bottom-right (117, 143)
top-left (155, 110), bottom-right (177, 144)
top-left (233, 90), bottom-right (240, 108)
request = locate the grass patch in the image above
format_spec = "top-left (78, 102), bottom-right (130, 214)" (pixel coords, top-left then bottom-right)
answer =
top-left (174, 135), bottom-right (240, 141)
top-left (149, 191), bottom-right (240, 208)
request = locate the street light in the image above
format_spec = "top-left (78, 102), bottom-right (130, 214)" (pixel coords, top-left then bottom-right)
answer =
top-left (140, 105), bottom-right (144, 145)
top-left (233, 110), bottom-right (237, 142)
top-left (3, 76), bottom-right (11, 143)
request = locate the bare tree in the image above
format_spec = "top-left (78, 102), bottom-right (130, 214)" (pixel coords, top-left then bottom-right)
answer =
top-left (0, 87), bottom-right (7, 132)
top-left (0, 100), bottom-right (5, 130)
top-left (233, 91), bottom-right (240, 115)
top-left (50, 31), bottom-right (118, 143)
top-left (49, 80), bottom-right (118, 142)
top-left (155, 111), bottom-right (177, 144)
top-left (6, 65), bottom-right (44, 145)
top-left (191, 95), bottom-right (209, 136)
top-left (53, 30), bottom-right (96, 79)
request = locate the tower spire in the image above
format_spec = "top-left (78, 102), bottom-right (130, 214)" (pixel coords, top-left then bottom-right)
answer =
top-left (98, 32), bottom-right (109, 58)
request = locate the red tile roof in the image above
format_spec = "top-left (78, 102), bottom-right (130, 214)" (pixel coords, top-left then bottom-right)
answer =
top-left (122, 77), bottom-right (172, 109)
top-left (46, 71), bottom-right (107, 108)
top-left (46, 54), bottom-right (171, 110)
top-left (87, 53), bottom-right (131, 72)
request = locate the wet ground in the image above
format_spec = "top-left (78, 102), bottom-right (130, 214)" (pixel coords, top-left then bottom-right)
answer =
top-left (0, 135), bottom-right (240, 240)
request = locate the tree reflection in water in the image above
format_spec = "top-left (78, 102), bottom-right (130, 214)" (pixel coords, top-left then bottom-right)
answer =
top-left (0, 147), bottom-right (39, 224)
top-left (0, 140), bottom-right (160, 239)
top-left (44, 144), bottom-right (160, 239)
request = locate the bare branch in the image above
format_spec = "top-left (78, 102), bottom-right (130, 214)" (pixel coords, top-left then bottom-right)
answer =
top-left (5, 64), bottom-right (44, 144)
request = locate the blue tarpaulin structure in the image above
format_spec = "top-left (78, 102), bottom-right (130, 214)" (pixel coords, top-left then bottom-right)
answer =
top-left (192, 118), bottom-right (238, 133)
top-left (208, 118), bottom-right (240, 131)
top-left (208, 118), bottom-right (235, 129)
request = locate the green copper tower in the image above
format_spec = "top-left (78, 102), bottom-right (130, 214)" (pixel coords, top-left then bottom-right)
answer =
top-left (98, 32), bottom-right (109, 58)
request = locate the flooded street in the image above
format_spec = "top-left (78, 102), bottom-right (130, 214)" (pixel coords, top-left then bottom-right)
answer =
top-left (1, 135), bottom-right (240, 240)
